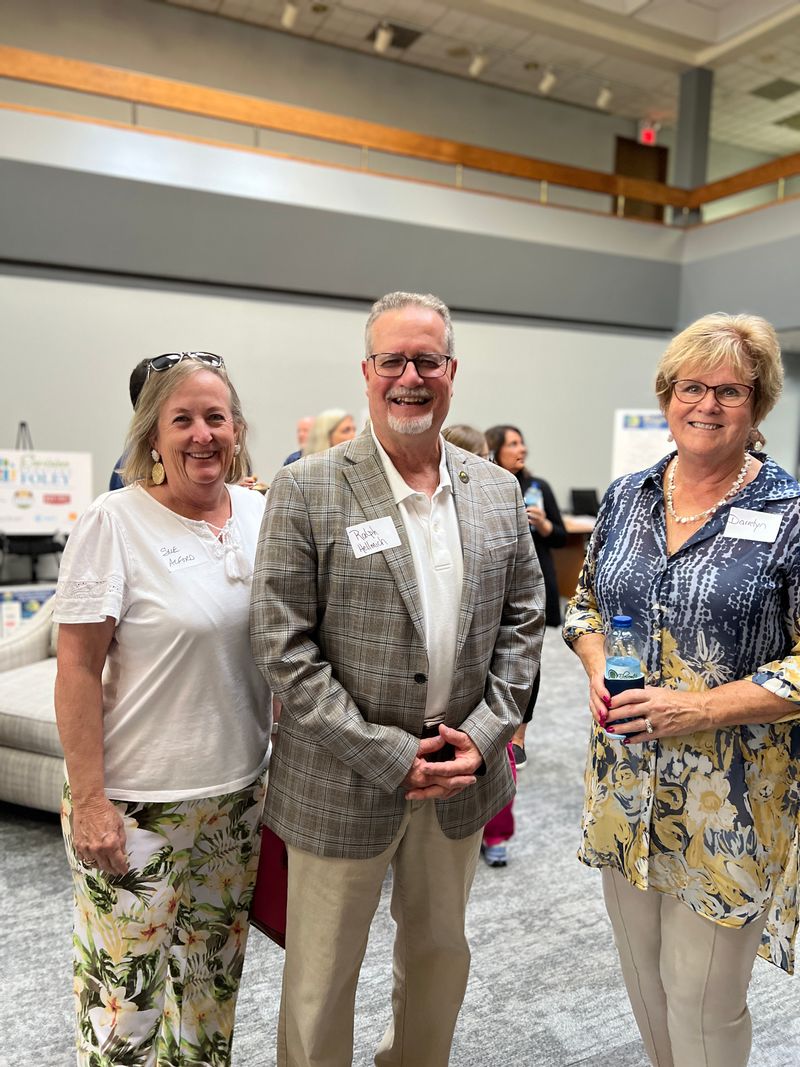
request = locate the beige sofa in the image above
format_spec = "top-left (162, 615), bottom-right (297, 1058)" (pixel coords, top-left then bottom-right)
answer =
top-left (0, 597), bottom-right (63, 813)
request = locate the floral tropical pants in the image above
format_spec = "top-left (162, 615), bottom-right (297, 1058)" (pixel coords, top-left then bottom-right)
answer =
top-left (61, 775), bottom-right (266, 1066)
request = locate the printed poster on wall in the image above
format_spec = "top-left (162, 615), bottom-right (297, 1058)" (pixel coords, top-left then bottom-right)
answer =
top-left (0, 450), bottom-right (93, 535)
top-left (611, 411), bottom-right (672, 482)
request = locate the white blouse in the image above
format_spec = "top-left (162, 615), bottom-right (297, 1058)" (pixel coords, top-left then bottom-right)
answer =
top-left (54, 483), bottom-right (271, 801)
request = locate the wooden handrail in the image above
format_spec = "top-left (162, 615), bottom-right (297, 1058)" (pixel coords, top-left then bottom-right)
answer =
top-left (687, 152), bottom-right (800, 209)
top-left (0, 45), bottom-right (797, 212)
top-left (0, 45), bottom-right (691, 210)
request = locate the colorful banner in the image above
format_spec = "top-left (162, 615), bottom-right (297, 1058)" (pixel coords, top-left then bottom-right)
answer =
top-left (0, 450), bottom-right (93, 534)
top-left (611, 410), bottom-right (672, 481)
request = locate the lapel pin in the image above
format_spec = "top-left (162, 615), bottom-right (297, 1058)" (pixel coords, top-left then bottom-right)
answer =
top-left (458, 471), bottom-right (469, 483)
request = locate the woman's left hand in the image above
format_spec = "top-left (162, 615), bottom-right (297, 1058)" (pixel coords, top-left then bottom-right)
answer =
top-left (526, 506), bottom-right (552, 536)
top-left (605, 686), bottom-right (713, 744)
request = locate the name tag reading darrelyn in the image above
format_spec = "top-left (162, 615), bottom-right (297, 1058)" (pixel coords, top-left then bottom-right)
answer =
top-left (722, 507), bottom-right (781, 543)
top-left (159, 539), bottom-right (207, 572)
top-left (346, 517), bottom-right (401, 558)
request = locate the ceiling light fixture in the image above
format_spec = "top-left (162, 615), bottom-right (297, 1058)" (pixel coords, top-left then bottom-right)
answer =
top-left (469, 51), bottom-right (488, 78)
top-left (374, 22), bottom-right (394, 54)
top-left (280, 1), bottom-right (299, 30)
top-left (538, 68), bottom-right (556, 95)
top-left (596, 85), bottom-right (612, 110)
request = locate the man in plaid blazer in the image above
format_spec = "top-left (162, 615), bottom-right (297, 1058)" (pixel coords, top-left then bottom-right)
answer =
top-left (251, 292), bottom-right (544, 1067)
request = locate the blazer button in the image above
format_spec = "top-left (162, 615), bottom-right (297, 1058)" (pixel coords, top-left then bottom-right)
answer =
top-left (414, 673), bottom-right (427, 684)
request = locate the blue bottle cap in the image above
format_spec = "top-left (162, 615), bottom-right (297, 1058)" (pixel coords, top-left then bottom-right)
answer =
top-left (611, 614), bottom-right (632, 627)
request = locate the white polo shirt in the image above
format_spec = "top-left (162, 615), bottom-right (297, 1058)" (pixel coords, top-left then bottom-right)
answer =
top-left (373, 431), bottom-right (464, 724)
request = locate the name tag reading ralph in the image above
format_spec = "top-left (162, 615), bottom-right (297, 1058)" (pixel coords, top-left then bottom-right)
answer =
top-left (159, 538), bottom-right (207, 572)
top-left (722, 507), bottom-right (781, 543)
top-left (346, 517), bottom-right (401, 558)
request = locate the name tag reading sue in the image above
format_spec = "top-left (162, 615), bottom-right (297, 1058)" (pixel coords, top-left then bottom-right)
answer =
top-left (346, 517), bottom-right (401, 558)
top-left (722, 507), bottom-right (781, 543)
top-left (159, 539), bottom-right (207, 572)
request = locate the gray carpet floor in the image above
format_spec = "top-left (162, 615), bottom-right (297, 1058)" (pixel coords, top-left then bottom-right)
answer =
top-left (2, 630), bottom-right (798, 1066)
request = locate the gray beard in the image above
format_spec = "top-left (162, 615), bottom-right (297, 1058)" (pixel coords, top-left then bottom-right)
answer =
top-left (387, 409), bottom-right (434, 435)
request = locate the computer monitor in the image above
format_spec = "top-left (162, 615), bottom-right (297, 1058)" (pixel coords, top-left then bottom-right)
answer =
top-left (570, 488), bottom-right (600, 516)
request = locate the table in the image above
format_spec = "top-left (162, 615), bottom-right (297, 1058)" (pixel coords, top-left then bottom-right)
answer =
top-left (555, 516), bottom-right (595, 600)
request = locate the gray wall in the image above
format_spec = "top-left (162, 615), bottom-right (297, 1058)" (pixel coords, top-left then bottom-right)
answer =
top-left (0, 107), bottom-right (684, 330)
top-left (2, 265), bottom-right (796, 508)
top-left (0, 268), bottom-right (670, 509)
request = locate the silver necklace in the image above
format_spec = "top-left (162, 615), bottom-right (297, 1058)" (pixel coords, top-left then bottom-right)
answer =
top-left (666, 454), bottom-right (750, 525)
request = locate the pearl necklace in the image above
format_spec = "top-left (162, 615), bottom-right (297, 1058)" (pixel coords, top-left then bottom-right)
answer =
top-left (666, 454), bottom-right (751, 525)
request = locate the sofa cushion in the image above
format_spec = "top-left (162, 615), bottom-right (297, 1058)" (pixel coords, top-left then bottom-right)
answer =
top-left (0, 658), bottom-right (61, 757)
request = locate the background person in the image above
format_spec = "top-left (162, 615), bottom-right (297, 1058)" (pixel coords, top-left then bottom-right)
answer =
top-left (564, 312), bottom-right (800, 1067)
top-left (485, 423), bottom-right (566, 769)
top-left (108, 358), bottom-right (149, 490)
top-left (301, 407), bottom-right (357, 456)
top-left (283, 414), bottom-right (314, 465)
top-left (251, 292), bottom-right (544, 1067)
top-left (444, 423), bottom-right (515, 868)
top-left (55, 351), bottom-right (272, 1066)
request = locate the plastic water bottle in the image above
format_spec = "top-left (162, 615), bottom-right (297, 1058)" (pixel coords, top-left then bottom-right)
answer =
top-left (604, 615), bottom-right (644, 735)
top-left (523, 483), bottom-right (544, 511)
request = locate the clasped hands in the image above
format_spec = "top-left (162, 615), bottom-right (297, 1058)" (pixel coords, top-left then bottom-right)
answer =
top-left (401, 724), bottom-right (483, 800)
top-left (589, 673), bottom-right (712, 744)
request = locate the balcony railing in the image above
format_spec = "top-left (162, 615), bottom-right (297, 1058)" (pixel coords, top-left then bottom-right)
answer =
top-left (1, 45), bottom-right (799, 225)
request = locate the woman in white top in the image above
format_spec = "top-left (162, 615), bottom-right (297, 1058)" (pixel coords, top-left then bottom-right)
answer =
top-left (54, 352), bottom-right (272, 1067)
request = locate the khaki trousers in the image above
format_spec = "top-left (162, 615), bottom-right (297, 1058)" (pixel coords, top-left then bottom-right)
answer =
top-left (602, 868), bottom-right (769, 1067)
top-left (279, 800), bottom-right (482, 1067)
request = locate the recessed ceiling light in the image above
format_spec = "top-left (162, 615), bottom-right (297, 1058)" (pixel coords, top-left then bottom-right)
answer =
top-left (523, 60), bottom-right (540, 71)
top-left (538, 69), bottom-right (556, 94)
top-left (280, 1), bottom-right (298, 30)
top-left (469, 51), bottom-right (488, 78)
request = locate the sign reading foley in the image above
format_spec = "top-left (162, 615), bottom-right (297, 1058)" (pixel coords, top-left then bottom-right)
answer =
top-left (0, 450), bottom-right (93, 534)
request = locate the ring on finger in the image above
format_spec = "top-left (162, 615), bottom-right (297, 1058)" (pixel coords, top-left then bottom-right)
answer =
top-left (644, 717), bottom-right (654, 735)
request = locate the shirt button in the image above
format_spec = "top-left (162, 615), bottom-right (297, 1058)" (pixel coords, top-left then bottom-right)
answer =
top-left (414, 673), bottom-right (427, 684)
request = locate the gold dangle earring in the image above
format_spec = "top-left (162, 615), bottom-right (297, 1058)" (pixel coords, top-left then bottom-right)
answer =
top-left (150, 448), bottom-right (166, 485)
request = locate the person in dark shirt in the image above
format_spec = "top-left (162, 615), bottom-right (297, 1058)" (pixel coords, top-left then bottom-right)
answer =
top-left (486, 424), bottom-right (566, 770)
top-left (108, 359), bottom-right (150, 490)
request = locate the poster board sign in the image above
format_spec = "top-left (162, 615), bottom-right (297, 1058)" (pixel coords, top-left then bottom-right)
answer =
top-left (0, 450), bottom-right (93, 535)
top-left (611, 411), bottom-right (672, 481)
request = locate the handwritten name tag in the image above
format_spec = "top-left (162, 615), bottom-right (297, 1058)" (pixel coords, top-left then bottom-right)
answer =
top-left (346, 517), bottom-right (401, 559)
top-left (722, 507), bottom-right (781, 543)
top-left (159, 539), bottom-right (206, 572)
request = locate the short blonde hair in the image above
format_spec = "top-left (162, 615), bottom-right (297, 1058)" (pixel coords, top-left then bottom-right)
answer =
top-left (655, 312), bottom-right (783, 426)
top-left (119, 360), bottom-right (251, 485)
top-left (303, 409), bottom-right (352, 457)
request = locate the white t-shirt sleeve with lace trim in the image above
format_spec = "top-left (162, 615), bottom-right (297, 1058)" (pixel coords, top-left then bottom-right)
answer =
top-left (54, 502), bottom-right (130, 624)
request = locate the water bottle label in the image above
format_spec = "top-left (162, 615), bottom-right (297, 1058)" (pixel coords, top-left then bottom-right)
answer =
top-left (606, 666), bottom-right (641, 680)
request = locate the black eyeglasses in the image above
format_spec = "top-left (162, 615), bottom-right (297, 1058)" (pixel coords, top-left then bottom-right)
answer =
top-left (368, 353), bottom-right (452, 379)
top-left (146, 351), bottom-right (224, 379)
top-left (672, 379), bottom-right (754, 408)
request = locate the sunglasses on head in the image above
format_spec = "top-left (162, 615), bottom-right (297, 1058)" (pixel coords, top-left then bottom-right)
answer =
top-left (146, 351), bottom-right (224, 379)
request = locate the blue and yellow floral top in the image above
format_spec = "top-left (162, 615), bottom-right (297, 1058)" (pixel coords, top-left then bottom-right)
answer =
top-left (564, 453), bottom-right (800, 973)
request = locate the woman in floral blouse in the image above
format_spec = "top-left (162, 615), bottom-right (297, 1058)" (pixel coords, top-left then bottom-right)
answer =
top-left (564, 313), bottom-right (799, 1067)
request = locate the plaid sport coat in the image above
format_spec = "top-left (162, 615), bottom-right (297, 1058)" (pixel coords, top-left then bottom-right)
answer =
top-left (250, 432), bottom-right (545, 858)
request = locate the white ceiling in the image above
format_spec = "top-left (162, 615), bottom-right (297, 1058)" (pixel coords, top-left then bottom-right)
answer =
top-left (160, 0), bottom-right (800, 157)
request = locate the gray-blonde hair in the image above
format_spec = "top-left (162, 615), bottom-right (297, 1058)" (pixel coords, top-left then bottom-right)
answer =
top-left (119, 359), bottom-right (251, 485)
top-left (442, 424), bottom-right (487, 456)
top-left (303, 409), bottom-right (352, 457)
top-left (365, 292), bottom-right (454, 358)
top-left (655, 312), bottom-right (783, 427)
